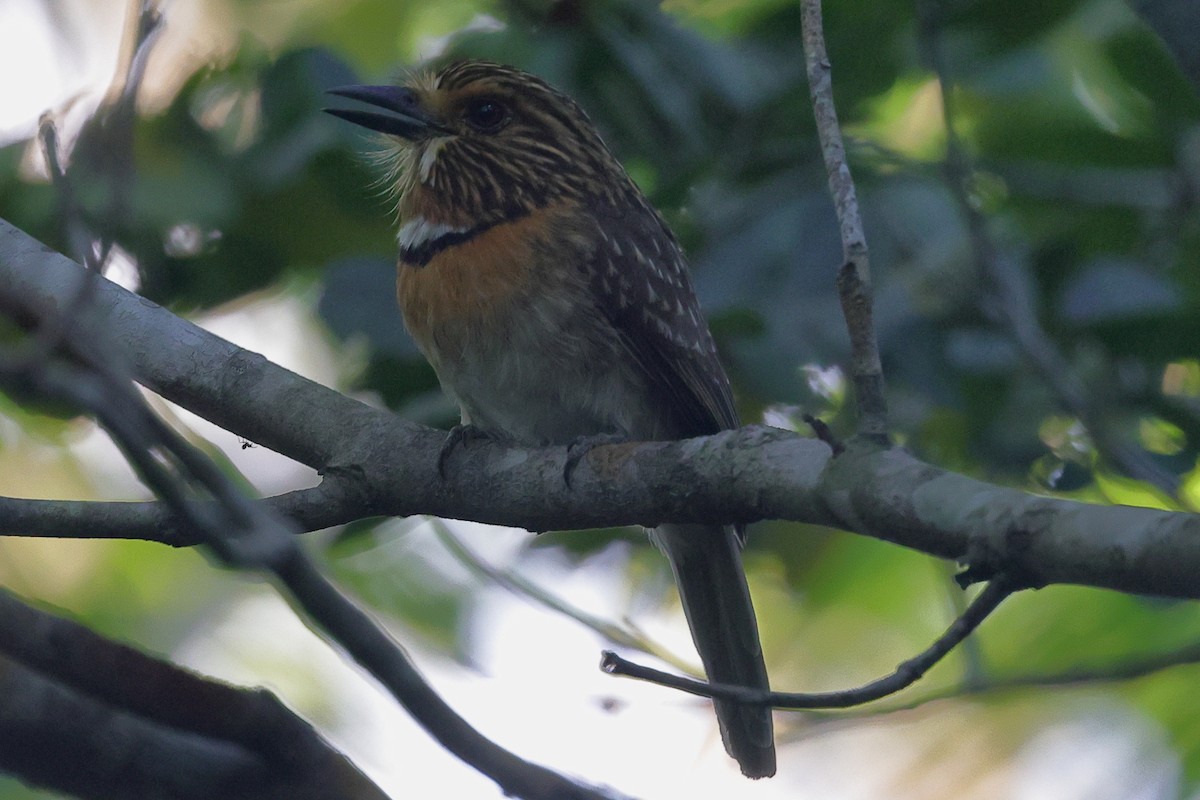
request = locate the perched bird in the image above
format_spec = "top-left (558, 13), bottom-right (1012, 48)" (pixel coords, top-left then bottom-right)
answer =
top-left (326, 60), bottom-right (775, 778)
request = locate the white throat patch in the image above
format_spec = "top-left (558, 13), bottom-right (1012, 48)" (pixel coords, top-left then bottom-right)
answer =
top-left (398, 216), bottom-right (470, 252)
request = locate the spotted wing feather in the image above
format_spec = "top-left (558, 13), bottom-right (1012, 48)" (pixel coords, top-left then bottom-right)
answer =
top-left (588, 198), bottom-right (737, 439)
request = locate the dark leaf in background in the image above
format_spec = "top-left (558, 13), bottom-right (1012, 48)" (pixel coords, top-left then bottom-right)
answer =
top-left (1129, 0), bottom-right (1200, 94)
top-left (319, 256), bottom-right (419, 358)
top-left (1060, 257), bottom-right (1182, 324)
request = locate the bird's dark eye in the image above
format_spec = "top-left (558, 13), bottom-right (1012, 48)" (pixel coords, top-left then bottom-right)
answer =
top-left (463, 97), bottom-right (510, 133)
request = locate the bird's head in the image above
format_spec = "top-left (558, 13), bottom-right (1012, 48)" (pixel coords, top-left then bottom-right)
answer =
top-left (325, 61), bottom-right (630, 228)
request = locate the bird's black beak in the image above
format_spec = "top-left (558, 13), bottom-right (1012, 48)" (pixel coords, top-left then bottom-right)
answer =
top-left (323, 85), bottom-right (451, 139)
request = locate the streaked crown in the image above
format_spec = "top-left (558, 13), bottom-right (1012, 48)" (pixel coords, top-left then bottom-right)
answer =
top-left (327, 61), bottom-right (639, 226)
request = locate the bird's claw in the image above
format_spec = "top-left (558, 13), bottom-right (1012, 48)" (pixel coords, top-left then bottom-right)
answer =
top-left (563, 432), bottom-right (628, 488)
top-left (438, 424), bottom-right (491, 479)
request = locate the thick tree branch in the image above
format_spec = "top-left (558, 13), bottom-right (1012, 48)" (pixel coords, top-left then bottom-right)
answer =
top-left (3, 217), bottom-right (1200, 601)
top-left (0, 590), bottom-right (386, 800)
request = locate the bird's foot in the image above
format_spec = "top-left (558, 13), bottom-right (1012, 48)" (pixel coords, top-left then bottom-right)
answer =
top-left (564, 432), bottom-right (629, 488)
top-left (438, 423), bottom-right (494, 479)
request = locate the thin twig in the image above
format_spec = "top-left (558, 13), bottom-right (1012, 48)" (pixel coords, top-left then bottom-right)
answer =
top-left (38, 116), bottom-right (97, 269)
top-left (431, 520), bottom-right (701, 676)
top-left (96, 0), bottom-right (163, 254)
top-left (780, 638), bottom-right (1200, 740)
top-left (601, 578), bottom-right (1014, 709)
top-left (801, 0), bottom-right (888, 441)
top-left (46, 0), bottom-right (164, 275)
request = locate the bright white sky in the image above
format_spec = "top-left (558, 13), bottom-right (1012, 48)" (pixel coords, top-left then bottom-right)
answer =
top-left (0, 2), bottom-right (1184, 798)
top-left (0, 0), bottom-right (122, 145)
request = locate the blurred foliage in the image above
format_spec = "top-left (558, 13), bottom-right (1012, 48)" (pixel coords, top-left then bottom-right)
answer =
top-left (6, 0), bottom-right (1200, 794)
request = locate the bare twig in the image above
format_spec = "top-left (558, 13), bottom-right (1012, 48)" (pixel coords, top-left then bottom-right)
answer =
top-left (601, 578), bottom-right (1014, 709)
top-left (952, 639), bottom-right (1200, 693)
top-left (91, 0), bottom-right (163, 247)
top-left (801, 0), bottom-right (888, 441)
top-left (431, 520), bottom-right (700, 676)
top-left (780, 637), bottom-right (1200, 741)
top-left (115, 0), bottom-right (164, 110)
top-left (38, 116), bottom-right (97, 269)
top-left (916, 0), bottom-right (1180, 498)
top-left (44, 0), bottom-right (163, 275)
top-left (0, 481), bottom-right (362, 546)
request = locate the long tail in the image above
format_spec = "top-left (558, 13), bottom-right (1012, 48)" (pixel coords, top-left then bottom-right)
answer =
top-left (652, 524), bottom-right (775, 778)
